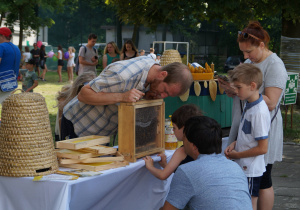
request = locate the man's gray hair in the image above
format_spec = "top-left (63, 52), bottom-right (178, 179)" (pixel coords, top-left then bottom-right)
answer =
top-left (161, 62), bottom-right (193, 95)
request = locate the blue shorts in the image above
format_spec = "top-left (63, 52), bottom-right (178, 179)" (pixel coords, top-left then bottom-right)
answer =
top-left (247, 176), bottom-right (262, 197)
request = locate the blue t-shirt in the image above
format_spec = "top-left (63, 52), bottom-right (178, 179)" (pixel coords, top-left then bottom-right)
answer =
top-left (166, 153), bottom-right (252, 210)
top-left (0, 42), bottom-right (21, 77)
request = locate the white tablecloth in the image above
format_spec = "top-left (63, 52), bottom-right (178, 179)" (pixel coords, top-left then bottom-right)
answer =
top-left (0, 151), bottom-right (175, 210)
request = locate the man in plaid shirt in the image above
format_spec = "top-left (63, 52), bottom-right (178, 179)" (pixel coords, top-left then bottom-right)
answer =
top-left (61, 56), bottom-right (192, 140)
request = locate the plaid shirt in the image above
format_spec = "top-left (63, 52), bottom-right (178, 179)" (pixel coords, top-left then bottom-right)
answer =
top-left (63, 57), bottom-right (156, 137)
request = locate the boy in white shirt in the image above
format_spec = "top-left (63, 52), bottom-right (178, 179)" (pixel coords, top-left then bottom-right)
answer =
top-left (224, 63), bottom-right (270, 210)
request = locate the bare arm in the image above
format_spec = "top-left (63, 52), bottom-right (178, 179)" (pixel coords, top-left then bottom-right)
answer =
top-left (77, 84), bottom-right (145, 105)
top-left (79, 56), bottom-right (97, 66)
top-left (262, 87), bottom-right (283, 111)
top-left (25, 80), bottom-right (38, 92)
top-left (120, 54), bottom-right (124, 60)
top-left (226, 138), bottom-right (268, 159)
top-left (102, 54), bottom-right (108, 69)
top-left (160, 201), bottom-right (178, 210)
top-left (143, 147), bottom-right (187, 180)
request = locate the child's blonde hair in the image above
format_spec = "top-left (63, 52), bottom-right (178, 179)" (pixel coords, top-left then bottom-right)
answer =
top-left (57, 72), bottom-right (96, 112)
top-left (228, 63), bottom-right (263, 89)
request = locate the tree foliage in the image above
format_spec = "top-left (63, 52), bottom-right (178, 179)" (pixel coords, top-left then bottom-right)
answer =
top-left (2, 0), bottom-right (65, 50)
top-left (106, 0), bottom-right (300, 38)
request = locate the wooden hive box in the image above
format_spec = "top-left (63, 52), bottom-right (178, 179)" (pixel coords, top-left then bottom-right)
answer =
top-left (118, 99), bottom-right (165, 162)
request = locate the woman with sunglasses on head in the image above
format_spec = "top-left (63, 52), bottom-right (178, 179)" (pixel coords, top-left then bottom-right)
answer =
top-left (219, 21), bottom-right (287, 210)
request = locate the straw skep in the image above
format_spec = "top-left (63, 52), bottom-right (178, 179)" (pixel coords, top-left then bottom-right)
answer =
top-left (0, 92), bottom-right (58, 177)
top-left (160, 49), bottom-right (182, 66)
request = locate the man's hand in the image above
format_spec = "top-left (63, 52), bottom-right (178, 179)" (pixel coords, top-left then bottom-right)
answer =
top-left (122, 88), bottom-right (145, 102)
top-left (91, 57), bottom-right (98, 66)
top-left (144, 90), bottom-right (161, 100)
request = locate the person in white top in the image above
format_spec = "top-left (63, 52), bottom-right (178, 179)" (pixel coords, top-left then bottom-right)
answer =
top-left (53, 45), bottom-right (64, 82)
top-left (67, 46), bottom-right (76, 83)
top-left (225, 63), bottom-right (270, 210)
top-left (147, 48), bottom-right (156, 60)
top-left (23, 46), bottom-right (31, 62)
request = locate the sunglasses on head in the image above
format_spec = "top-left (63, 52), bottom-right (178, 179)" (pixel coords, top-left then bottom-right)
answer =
top-left (238, 31), bottom-right (262, 42)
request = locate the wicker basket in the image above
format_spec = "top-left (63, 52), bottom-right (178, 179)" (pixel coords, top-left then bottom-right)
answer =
top-left (160, 49), bottom-right (182, 66)
top-left (0, 92), bottom-right (58, 177)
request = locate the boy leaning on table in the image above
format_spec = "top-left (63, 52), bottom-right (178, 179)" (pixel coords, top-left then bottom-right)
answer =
top-left (20, 58), bottom-right (38, 92)
top-left (161, 116), bottom-right (252, 210)
top-left (224, 63), bottom-right (270, 210)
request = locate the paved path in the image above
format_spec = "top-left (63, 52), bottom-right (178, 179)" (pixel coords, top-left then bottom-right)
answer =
top-left (273, 143), bottom-right (300, 209)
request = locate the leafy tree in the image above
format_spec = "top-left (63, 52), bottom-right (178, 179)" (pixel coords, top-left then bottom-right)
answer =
top-left (46, 0), bottom-right (115, 51)
top-left (2, 0), bottom-right (65, 50)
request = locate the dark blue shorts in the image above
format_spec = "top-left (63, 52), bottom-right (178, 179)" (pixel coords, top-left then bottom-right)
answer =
top-left (248, 176), bottom-right (262, 197)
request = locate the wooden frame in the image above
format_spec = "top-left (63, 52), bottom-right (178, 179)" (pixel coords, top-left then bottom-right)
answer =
top-left (56, 135), bottom-right (110, 150)
top-left (118, 99), bottom-right (165, 162)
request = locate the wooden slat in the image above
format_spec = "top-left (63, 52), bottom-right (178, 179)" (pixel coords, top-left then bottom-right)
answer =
top-left (60, 161), bottom-right (129, 172)
top-left (56, 135), bottom-right (110, 150)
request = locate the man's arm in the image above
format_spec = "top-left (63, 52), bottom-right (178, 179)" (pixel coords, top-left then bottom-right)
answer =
top-left (77, 84), bottom-right (145, 105)
top-left (160, 201), bottom-right (178, 210)
top-left (79, 56), bottom-right (97, 66)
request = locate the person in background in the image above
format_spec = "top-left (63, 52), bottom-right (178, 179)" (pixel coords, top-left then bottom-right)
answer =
top-left (139, 49), bottom-right (145, 56)
top-left (78, 33), bottom-right (98, 76)
top-left (161, 116), bottom-right (252, 210)
top-left (23, 46), bottom-right (31, 62)
top-left (102, 41), bottom-right (120, 69)
top-left (53, 45), bottom-right (64, 82)
top-left (39, 45), bottom-right (48, 81)
top-left (30, 43), bottom-right (40, 78)
top-left (147, 48), bottom-right (156, 60)
top-left (55, 72), bottom-right (96, 141)
top-left (61, 57), bottom-right (193, 140)
top-left (67, 46), bottom-right (76, 83)
top-left (0, 27), bottom-right (21, 103)
top-left (120, 40), bottom-right (139, 60)
top-left (20, 59), bottom-right (38, 92)
top-left (225, 63), bottom-right (270, 210)
top-left (218, 21), bottom-right (287, 210)
top-left (156, 54), bottom-right (161, 64)
top-left (144, 104), bottom-right (202, 180)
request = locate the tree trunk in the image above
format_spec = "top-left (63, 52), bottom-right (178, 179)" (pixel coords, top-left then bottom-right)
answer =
top-left (18, 8), bottom-right (23, 50)
top-left (162, 25), bottom-right (167, 41)
top-left (131, 24), bottom-right (140, 47)
top-left (116, 17), bottom-right (122, 50)
top-left (282, 17), bottom-right (300, 38)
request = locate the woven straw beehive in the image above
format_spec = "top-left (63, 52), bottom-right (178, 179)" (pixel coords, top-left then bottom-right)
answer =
top-left (160, 49), bottom-right (182, 66)
top-left (0, 92), bottom-right (58, 177)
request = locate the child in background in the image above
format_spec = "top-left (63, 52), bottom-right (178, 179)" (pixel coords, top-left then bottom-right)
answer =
top-left (20, 59), bottom-right (38, 92)
top-left (143, 104), bottom-right (202, 180)
top-left (224, 63), bottom-right (270, 210)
